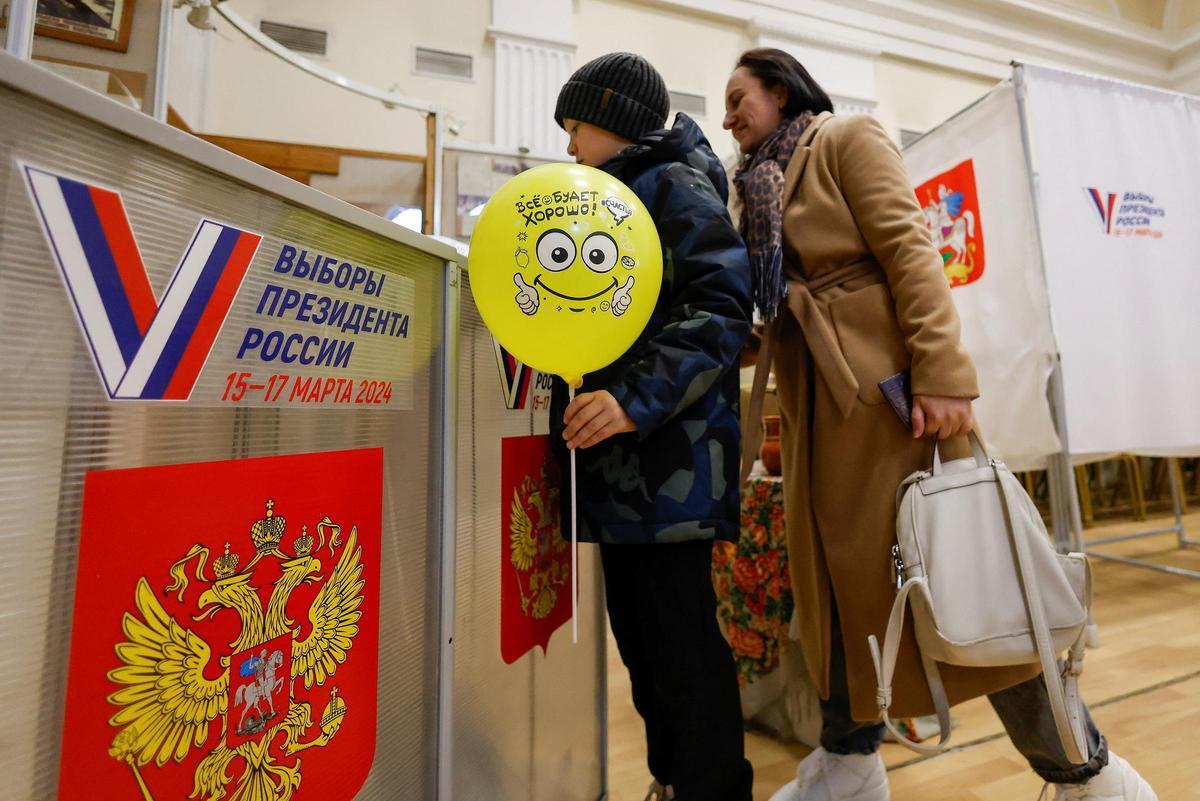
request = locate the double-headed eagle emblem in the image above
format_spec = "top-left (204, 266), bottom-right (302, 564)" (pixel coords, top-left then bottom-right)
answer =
top-left (508, 465), bottom-right (567, 619)
top-left (105, 499), bottom-right (364, 801)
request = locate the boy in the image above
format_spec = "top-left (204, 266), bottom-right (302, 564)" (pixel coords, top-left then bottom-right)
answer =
top-left (550, 52), bottom-right (754, 801)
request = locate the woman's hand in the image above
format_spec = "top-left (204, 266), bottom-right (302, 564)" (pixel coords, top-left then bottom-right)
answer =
top-left (911, 395), bottom-right (974, 440)
top-left (563, 391), bottom-right (637, 450)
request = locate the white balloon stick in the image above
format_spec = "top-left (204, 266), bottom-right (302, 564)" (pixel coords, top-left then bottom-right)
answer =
top-left (569, 385), bottom-right (579, 645)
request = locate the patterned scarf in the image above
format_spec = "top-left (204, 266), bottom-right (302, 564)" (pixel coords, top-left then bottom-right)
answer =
top-left (734, 111), bottom-right (814, 321)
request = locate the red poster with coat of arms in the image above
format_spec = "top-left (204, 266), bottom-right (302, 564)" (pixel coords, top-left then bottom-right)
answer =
top-left (914, 158), bottom-right (986, 288)
top-left (57, 448), bottom-right (382, 801)
top-left (500, 435), bottom-right (571, 664)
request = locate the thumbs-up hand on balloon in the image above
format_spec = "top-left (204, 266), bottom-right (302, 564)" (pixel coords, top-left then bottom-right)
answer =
top-left (513, 273), bottom-right (539, 315)
top-left (611, 276), bottom-right (634, 317)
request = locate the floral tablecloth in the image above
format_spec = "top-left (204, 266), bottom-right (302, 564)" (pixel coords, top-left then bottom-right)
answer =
top-left (712, 476), bottom-right (793, 687)
top-left (713, 475), bottom-right (940, 746)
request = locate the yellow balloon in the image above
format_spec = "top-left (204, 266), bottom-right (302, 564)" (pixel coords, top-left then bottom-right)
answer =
top-left (468, 163), bottom-right (663, 387)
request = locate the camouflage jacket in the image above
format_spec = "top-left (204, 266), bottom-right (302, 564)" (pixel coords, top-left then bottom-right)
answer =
top-left (551, 114), bottom-right (752, 545)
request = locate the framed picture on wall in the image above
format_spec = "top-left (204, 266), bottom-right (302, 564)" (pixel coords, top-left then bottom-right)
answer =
top-left (1, 0), bottom-right (136, 52)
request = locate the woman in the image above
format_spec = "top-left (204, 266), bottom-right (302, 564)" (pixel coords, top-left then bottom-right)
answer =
top-left (724, 48), bottom-right (1156, 801)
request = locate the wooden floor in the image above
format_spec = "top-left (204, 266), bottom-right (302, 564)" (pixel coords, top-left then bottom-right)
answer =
top-left (606, 512), bottom-right (1200, 801)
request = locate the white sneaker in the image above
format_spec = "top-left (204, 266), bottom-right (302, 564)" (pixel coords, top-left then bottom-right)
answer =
top-left (768, 747), bottom-right (890, 801)
top-left (1052, 752), bottom-right (1158, 801)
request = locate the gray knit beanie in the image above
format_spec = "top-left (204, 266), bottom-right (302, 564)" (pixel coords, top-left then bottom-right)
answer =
top-left (554, 52), bottom-right (670, 142)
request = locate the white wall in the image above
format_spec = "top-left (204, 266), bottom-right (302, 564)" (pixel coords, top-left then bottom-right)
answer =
top-left (490, 0), bottom-right (575, 157)
top-left (198, 0), bottom-right (495, 153)
top-left (873, 56), bottom-right (999, 141)
top-left (492, 0), bottom-right (573, 43)
top-left (575, 0), bottom-right (751, 164)
top-left (187, 0), bottom-right (1198, 162)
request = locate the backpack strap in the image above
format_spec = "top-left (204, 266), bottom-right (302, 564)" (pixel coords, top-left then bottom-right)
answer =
top-left (867, 577), bottom-right (952, 754)
top-left (993, 464), bottom-right (1090, 765)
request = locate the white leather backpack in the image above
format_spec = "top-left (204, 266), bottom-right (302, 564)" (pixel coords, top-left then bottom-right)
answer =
top-left (868, 434), bottom-right (1091, 763)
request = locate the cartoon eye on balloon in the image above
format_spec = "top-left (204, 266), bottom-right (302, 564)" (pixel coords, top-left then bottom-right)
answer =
top-left (536, 229), bottom-right (576, 272)
top-left (581, 232), bottom-right (618, 273)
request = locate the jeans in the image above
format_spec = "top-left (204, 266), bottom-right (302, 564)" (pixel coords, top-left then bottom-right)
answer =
top-left (601, 540), bottom-right (754, 801)
top-left (820, 603), bottom-right (1109, 784)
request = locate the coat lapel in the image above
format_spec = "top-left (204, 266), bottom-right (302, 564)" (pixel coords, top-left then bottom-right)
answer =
top-left (781, 111), bottom-right (834, 205)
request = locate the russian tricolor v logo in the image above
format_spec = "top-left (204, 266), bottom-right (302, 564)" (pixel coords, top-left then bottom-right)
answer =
top-left (1085, 187), bottom-right (1117, 234)
top-left (493, 336), bottom-right (533, 410)
top-left (22, 164), bottom-right (262, 400)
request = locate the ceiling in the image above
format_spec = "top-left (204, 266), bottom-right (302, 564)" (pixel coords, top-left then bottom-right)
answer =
top-left (1051, 0), bottom-right (1200, 33)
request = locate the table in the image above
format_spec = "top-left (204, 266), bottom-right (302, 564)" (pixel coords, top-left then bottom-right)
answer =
top-left (712, 476), bottom-right (793, 687)
top-left (712, 477), bottom-right (821, 744)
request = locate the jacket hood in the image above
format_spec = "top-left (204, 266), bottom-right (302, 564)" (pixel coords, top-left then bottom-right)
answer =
top-left (604, 113), bottom-right (729, 203)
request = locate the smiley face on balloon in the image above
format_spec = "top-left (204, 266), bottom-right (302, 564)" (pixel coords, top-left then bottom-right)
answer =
top-left (512, 227), bottom-right (635, 317)
top-left (469, 162), bottom-right (663, 386)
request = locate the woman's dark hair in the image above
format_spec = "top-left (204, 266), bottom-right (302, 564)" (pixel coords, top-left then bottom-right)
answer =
top-left (735, 47), bottom-right (834, 118)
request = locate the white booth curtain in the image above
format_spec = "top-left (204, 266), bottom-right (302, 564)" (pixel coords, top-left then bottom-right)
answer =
top-left (1021, 65), bottom-right (1200, 460)
top-left (904, 83), bottom-right (1061, 471)
top-left (904, 65), bottom-right (1200, 466)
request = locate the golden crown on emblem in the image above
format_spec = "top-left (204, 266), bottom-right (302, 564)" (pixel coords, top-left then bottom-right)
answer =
top-left (250, 498), bottom-right (287, 553)
top-left (293, 524), bottom-right (314, 557)
top-left (213, 541), bottom-right (240, 579)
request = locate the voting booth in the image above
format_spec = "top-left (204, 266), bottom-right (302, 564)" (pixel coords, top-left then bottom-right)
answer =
top-left (904, 63), bottom-right (1200, 574)
top-left (0, 51), bottom-right (605, 801)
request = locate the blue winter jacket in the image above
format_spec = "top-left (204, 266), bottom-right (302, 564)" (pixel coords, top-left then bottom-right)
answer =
top-left (551, 113), bottom-right (753, 544)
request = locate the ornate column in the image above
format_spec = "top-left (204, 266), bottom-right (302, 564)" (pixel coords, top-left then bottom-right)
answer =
top-left (489, 0), bottom-right (575, 156)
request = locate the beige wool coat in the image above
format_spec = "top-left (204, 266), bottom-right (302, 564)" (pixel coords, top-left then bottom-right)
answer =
top-left (761, 112), bottom-right (1040, 721)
